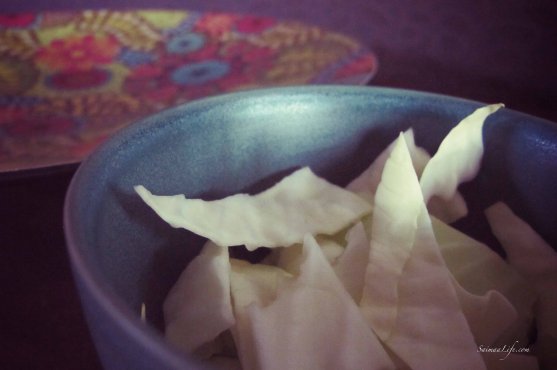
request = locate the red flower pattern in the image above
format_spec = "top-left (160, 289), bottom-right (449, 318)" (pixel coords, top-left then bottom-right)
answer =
top-left (124, 36), bottom-right (277, 104)
top-left (235, 15), bottom-right (275, 33)
top-left (223, 40), bottom-right (275, 64)
top-left (194, 13), bottom-right (236, 37)
top-left (36, 34), bottom-right (120, 71)
top-left (0, 13), bottom-right (37, 28)
top-left (0, 106), bottom-right (27, 125)
top-left (1, 113), bottom-right (76, 137)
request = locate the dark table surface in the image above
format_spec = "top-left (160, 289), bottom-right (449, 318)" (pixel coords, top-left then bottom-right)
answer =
top-left (1, 0), bottom-right (556, 369)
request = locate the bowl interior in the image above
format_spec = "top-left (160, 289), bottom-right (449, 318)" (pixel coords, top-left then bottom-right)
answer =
top-left (65, 86), bottom-right (557, 363)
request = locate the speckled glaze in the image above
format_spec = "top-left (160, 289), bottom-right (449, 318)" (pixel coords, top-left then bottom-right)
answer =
top-left (64, 86), bottom-right (557, 370)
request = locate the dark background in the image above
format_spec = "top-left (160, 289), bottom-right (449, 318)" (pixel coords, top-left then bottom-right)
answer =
top-left (1, 0), bottom-right (556, 369)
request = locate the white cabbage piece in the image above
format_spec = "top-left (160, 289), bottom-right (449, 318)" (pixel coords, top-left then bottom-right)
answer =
top-left (359, 133), bottom-right (486, 369)
top-left (229, 259), bottom-right (294, 370)
top-left (163, 241), bottom-right (235, 355)
top-left (346, 129), bottom-right (428, 196)
top-left (485, 202), bottom-right (557, 369)
top-left (317, 237), bottom-right (345, 264)
top-left (420, 103), bottom-right (504, 202)
top-left (269, 220), bottom-right (371, 305)
top-left (271, 244), bottom-right (303, 275)
top-left (359, 133), bottom-right (426, 340)
top-left (332, 221), bottom-right (370, 303)
top-left (135, 167), bottom-right (371, 250)
top-left (262, 231), bottom-right (346, 270)
top-left (384, 208), bottom-right (485, 369)
top-left (245, 234), bottom-right (395, 370)
top-left (427, 193), bottom-right (469, 224)
top-left (452, 276), bottom-right (518, 346)
top-left (347, 129), bottom-right (468, 223)
top-left (433, 217), bottom-right (537, 346)
top-left (260, 236), bottom-right (344, 278)
top-left (192, 330), bottom-right (237, 362)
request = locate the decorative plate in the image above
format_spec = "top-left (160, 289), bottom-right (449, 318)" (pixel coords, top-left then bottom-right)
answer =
top-left (0, 10), bottom-right (378, 173)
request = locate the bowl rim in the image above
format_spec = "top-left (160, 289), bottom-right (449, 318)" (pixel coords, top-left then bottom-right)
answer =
top-left (63, 84), bottom-right (556, 368)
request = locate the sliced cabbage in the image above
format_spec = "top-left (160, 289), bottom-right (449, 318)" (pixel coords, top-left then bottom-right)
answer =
top-left (346, 129), bottom-right (428, 196)
top-left (452, 277), bottom-right (518, 345)
top-left (136, 103), bottom-right (550, 369)
top-left (383, 207), bottom-right (485, 369)
top-left (427, 193), bottom-right (469, 224)
top-left (269, 220), bottom-right (372, 305)
top-left (359, 133), bottom-right (424, 340)
top-left (485, 202), bottom-right (557, 368)
top-left (163, 241), bottom-right (234, 355)
top-left (359, 133), bottom-right (485, 369)
top-left (245, 234), bottom-right (395, 370)
top-left (135, 167), bottom-right (371, 250)
top-left (263, 235), bottom-right (344, 276)
top-left (270, 244), bottom-right (303, 275)
top-left (420, 103), bottom-right (503, 202)
top-left (317, 237), bottom-right (345, 264)
top-left (347, 129), bottom-right (468, 223)
top-left (332, 221), bottom-right (370, 303)
top-left (433, 217), bottom-right (537, 346)
top-left (229, 259), bottom-right (294, 370)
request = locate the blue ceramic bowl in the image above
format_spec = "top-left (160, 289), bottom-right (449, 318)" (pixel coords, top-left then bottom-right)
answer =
top-left (64, 86), bottom-right (557, 370)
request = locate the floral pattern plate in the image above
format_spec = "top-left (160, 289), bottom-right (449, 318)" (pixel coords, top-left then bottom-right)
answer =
top-left (0, 10), bottom-right (378, 173)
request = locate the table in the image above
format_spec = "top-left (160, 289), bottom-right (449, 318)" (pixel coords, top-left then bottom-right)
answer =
top-left (1, 1), bottom-right (555, 369)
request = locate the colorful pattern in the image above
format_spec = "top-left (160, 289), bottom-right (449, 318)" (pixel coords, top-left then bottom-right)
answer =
top-left (0, 10), bottom-right (377, 173)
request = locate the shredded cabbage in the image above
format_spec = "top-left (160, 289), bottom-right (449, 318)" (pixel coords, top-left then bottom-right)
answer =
top-left (420, 103), bottom-right (503, 202)
top-left (135, 103), bottom-right (549, 369)
top-left (486, 202), bottom-right (557, 368)
top-left (135, 167), bottom-right (371, 250)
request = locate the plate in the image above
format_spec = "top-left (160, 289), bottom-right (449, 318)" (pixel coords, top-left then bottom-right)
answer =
top-left (0, 10), bottom-right (377, 173)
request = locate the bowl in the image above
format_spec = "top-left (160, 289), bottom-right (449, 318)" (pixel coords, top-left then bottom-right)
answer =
top-left (64, 86), bottom-right (557, 369)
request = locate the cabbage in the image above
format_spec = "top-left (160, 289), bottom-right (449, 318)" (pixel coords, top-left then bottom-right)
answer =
top-left (243, 234), bottom-right (395, 370)
top-left (229, 259), bottom-right (293, 370)
top-left (420, 103), bottom-right (503, 202)
top-left (359, 133), bottom-right (424, 340)
top-left (163, 241), bottom-right (234, 355)
top-left (433, 216), bottom-right (537, 346)
top-left (135, 167), bottom-right (371, 250)
top-left (347, 128), bottom-right (468, 223)
top-left (136, 103), bottom-right (547, 369)
top-left (486, 202), bottom-right (557, 369)
top-left (332, 222), bottom-right (369, 302)
top-left (359, 133), bottom-right (485, 369)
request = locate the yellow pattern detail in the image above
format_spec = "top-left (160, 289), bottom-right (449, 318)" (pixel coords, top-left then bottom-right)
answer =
top-left (35, 24), bottom-right (77, 45)
top-left (34, 92), bottom-right (142, 118)
top-left (77, 10), bottom-right (162, 51)
top-left (322, 32), bottom-right (360, 50)
top-left (0, 64), bottom-right (19, 91)
top-left (265, 41), bottom-right (353, 84)
top-left (256, 23), bottom-right (324, 49)
top-left (136, 10), bottom-right (190, 29)
top-left (0, 30), bottom-right (39, 58)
